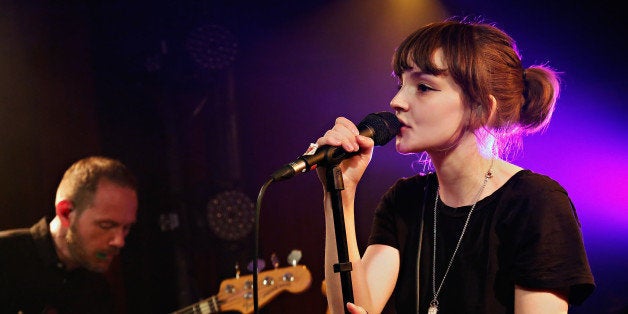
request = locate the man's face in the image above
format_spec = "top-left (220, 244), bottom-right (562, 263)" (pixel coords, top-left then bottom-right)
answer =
top-left (66, 179), bottom-right (138, 273)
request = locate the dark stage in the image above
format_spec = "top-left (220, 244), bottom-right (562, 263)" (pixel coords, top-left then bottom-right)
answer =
top-left (1, 1), bottom-right (626, 313)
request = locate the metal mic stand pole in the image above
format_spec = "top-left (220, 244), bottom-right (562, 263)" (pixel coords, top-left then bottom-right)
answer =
top-left (325, 164), bottom-right (354, 314)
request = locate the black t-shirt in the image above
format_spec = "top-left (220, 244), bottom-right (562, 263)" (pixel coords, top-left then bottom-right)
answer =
top-left (368, 170), bottom-right (595, 313)
top-left (0, 217), bottom-right (115, 314)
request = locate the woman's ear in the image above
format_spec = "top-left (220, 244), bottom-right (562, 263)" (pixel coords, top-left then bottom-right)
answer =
top-left (487, 95), bottom-right (498, 126)
top-left (55, 200), bottom-right (73, 227)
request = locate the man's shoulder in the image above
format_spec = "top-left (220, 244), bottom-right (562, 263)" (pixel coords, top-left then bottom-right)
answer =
top-left (0, 227), bottom-right (32, 243)
top-left (0, 217), bottom-right (48, 240)
top-left (0, 218), bottom-right (50, 260)
top-left (0, 230), bottom-right (37, 266)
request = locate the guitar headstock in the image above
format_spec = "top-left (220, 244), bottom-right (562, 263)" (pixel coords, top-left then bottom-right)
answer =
top-left (215, 256), bottom-right (312, 313)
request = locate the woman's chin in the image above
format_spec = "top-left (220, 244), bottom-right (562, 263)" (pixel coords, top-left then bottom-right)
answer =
top-left (395, 141), bottom-right (412, 154)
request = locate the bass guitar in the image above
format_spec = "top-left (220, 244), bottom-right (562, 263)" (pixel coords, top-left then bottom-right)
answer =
top-left (172, 263), bottom-right (311, 313)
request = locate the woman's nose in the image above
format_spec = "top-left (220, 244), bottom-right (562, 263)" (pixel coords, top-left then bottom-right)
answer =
top-left (390, 89), bottom-right (408, 112)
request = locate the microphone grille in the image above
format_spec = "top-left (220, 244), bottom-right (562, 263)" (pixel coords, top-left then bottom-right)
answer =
top-left (358, 111), bottom-right (401, 146)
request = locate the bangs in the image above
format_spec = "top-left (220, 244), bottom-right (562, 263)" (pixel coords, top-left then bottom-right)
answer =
top-left (392, 20), bottom-right (479, 81)
top-left (392, 23), bottom-right (447, 77)
top-left (391, 20), bottom-right (483, 109)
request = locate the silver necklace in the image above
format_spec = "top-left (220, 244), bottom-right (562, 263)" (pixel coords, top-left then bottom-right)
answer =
top-left (428, 159), bottom-right (493, 314)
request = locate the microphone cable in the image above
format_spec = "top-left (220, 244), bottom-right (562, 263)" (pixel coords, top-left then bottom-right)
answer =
top-left (253, 177), bottom-right (273, 314)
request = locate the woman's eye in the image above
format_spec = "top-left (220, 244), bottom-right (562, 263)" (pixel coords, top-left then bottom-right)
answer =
top-left (396, 82), bottom-right (439, 93)
top-left (417, 83), bottom-right (437, 92)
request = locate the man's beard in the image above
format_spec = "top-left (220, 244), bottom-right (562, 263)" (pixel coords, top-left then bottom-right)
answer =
top-left (66, 222), bottom-right (110, 273)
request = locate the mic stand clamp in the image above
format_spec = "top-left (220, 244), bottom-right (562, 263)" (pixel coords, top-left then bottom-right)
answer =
top-left (325, 165), bottom-right (354, 314)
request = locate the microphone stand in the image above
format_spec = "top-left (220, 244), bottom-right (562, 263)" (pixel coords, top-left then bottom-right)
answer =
top-left (325, 164), bottom-right (354, 314)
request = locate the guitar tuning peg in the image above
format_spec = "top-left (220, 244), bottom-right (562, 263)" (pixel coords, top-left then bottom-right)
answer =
top-left (235, 262), bottom-right (240, 279)
top-left (270, 252), bottom-right (279, 269)
top-left (247, 258), bottom-right (266, 273)
top-left (286, 249), bottom-right (302, 266)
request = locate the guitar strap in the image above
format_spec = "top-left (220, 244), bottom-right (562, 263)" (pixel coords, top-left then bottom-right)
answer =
top-left (416, 173), bottom-right (431, 314)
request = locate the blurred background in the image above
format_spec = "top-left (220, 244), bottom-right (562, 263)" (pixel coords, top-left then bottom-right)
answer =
top-left (1, 0), bottom-right (626, 313)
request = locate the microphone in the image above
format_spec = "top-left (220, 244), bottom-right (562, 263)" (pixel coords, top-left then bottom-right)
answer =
top-left (270, 111), bottom-right (401, 182)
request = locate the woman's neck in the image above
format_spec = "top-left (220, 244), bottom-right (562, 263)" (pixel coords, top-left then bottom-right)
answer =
top-left (430, 136), bottom-right (495, 207)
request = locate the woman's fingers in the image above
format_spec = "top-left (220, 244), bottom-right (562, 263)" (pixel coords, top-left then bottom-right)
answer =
top-left (346, 302), bottom-right (368, 314)
top-left (316, 117), bottom-right (361, 152)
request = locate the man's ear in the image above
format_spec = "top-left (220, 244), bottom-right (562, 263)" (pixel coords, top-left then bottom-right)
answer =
top-left (55, 200), bottom-right (74, 227)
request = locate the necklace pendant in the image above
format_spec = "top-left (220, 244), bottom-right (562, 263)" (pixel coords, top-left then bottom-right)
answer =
top-left (427, 304), bottom-right (438, 314)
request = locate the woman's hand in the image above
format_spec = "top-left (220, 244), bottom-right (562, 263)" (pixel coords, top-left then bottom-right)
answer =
top-left (315, 117), bottom-right (374, 190)
top-left (346, 302), bottom-right (368, 314)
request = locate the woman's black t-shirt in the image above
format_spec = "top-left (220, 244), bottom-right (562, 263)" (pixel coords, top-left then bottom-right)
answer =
top-left (368, 170), bottom-right (595, 313)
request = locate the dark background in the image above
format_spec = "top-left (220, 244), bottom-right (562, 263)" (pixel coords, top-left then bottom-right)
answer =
top-left (1, 0), bottom-right (626, 313)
